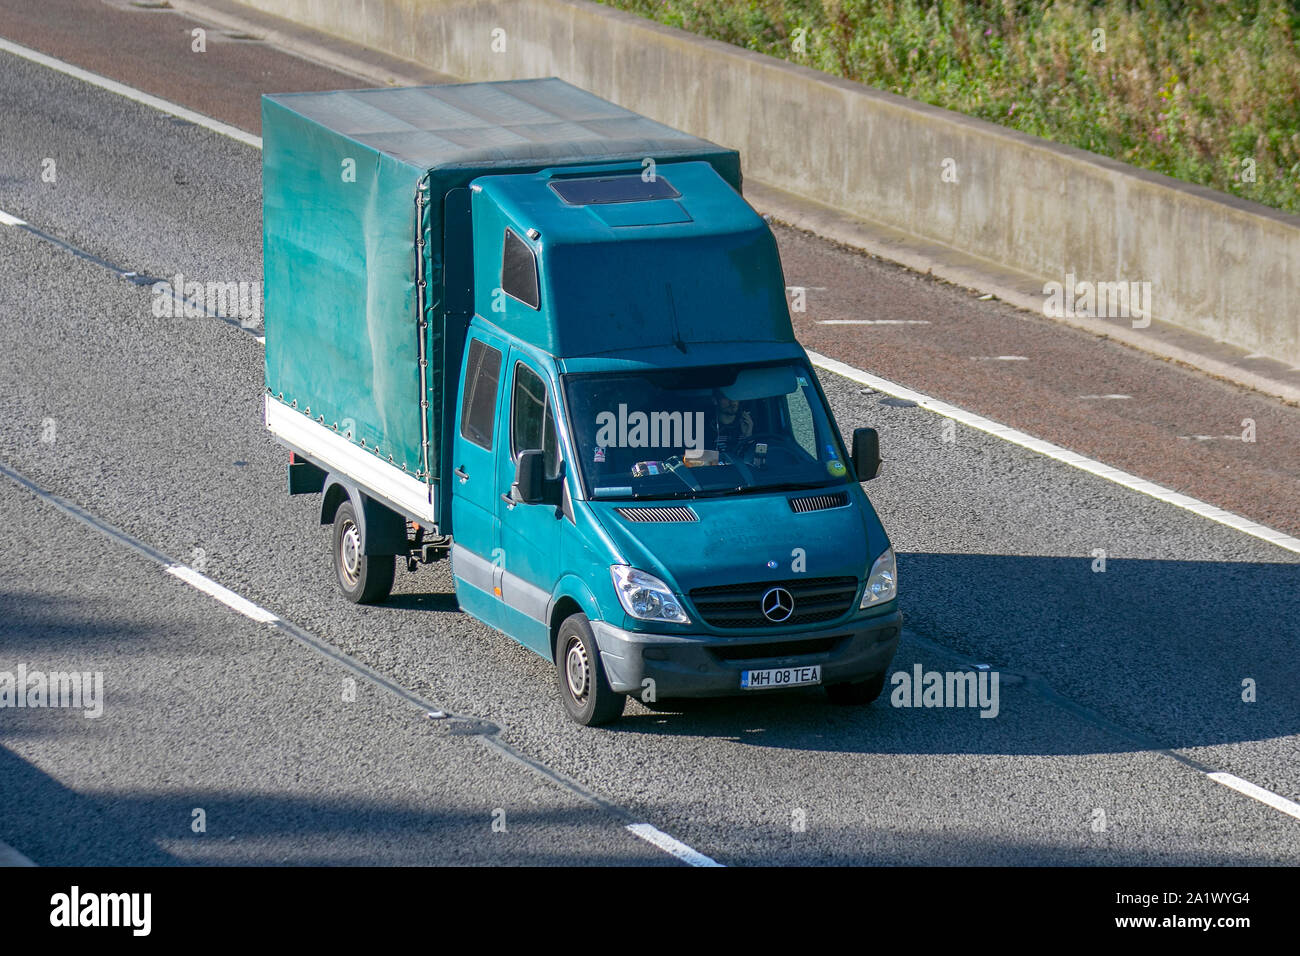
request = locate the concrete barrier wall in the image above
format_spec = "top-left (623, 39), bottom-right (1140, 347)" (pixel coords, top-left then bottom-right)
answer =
top-left (238, 0), bottom-right (1300, 366)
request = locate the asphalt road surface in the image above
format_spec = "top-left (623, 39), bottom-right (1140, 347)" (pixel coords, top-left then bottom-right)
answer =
top-left (1, 0), bottom-right (1297, 866)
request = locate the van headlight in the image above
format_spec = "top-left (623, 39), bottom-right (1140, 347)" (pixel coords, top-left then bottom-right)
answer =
top-left (860, 547), bottom-right (897, 607)
top-left (610, 565), bottom-right (691, 624)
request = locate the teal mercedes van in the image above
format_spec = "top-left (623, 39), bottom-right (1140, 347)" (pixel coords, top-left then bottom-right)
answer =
top-left (263, 80), bottom-right (901, 725)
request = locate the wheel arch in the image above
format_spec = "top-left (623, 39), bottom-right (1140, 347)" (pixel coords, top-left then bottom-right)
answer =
top-left (318, 473), bottom-right (407, 555)
top-left (547, 575), bottom-right (604, 663)
top-left (320, 479), bottom-right (350, 526)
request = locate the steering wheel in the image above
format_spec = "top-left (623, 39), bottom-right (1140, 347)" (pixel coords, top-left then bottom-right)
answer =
top-left (731, 433), bottom-right (805, 466)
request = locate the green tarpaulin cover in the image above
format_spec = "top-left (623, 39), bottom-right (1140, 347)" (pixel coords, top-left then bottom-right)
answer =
top-left (262, 78), bottom-right (740, 495)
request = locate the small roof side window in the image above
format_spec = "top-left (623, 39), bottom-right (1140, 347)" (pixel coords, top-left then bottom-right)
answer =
top-left (501, 227), bottom-right (540, 310)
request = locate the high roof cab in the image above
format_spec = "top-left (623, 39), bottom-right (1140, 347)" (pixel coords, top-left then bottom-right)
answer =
top-left (470, 161), bottom-right (795, 358)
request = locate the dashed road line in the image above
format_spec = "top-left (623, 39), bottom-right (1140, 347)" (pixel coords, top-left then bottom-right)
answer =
top-left (6, 30), bottom-right (1300, 844)
top-left (0, 213), bottom-right (262, 336)
top-left (0, 458), bottom-right (721, 867)
top-left (903, 627), bottom-right (1300, 831)
top-left (625, 823), bottom-right (723, 867)
top-left (1208, 773), bottom-right (1300, 822)
top-left (6, 35), bottom-right (1298, 562)
top-left (165, 564), bottom-right (279, 623)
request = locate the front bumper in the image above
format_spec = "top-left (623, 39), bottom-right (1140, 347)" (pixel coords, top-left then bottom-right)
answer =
top-left (591, 608), bottom-right (902, 698)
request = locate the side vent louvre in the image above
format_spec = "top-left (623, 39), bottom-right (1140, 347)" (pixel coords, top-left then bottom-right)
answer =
top-left (789, 492), bottom-right (849, 513)
top-left (615, 506), bottom-right (699, 523)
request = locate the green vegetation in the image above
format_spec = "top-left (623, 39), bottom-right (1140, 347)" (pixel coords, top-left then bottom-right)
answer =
top-left (602, 0), bottom-right (1300, 212)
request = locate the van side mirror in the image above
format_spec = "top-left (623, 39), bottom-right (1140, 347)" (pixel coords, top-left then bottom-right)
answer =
top-left (851, 428), bottom-right (882, 481)
top-left (514, 450), bottom-right (561, 505)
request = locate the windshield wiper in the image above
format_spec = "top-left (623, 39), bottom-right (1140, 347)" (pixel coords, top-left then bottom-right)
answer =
top-left (740, 480), bottom-right (842, 494)
top-left (627, 483), bottom-right (743, 500)
top-left (690, 485), bottom-right (746, 497)
top-left (630, 488), bottom-right (695, 500)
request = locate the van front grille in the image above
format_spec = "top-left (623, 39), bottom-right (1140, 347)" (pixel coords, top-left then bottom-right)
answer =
top-left (689, 575), bottom-right (859, 629)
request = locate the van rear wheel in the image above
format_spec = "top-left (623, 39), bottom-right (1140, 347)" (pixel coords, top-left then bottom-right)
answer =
top-left (826, 671), bottom-right (887, 705)
top-left (556, 613), bottom-right (625, 726)
top-left (333, 500), bottom-right (395, 604)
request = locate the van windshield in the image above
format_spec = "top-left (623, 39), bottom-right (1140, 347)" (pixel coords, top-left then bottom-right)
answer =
top-left (562, 361), bottom-right (852, 501)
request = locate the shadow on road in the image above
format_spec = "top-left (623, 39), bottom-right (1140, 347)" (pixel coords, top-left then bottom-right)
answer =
top-left (0, 742), bottom-right (669, 865)
top-left (605, 552), bottom-right (1300, 756)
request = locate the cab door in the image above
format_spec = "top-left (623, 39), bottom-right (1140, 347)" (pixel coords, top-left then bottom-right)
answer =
top-left (450, 328), bottom-right (508, 629)
top-left (494, 350), bottom-right (567, 656)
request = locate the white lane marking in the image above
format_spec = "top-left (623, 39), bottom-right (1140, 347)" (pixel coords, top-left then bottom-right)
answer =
top-left (0, 839), bottom-right (36, 867)
top-left (0, 37), bottom-right (263, 149)
top-left (1078, 394), bottom-right (1131, 400)
top-left (2, 55), bottom-right (1296, 848)
top-left (0, 208), bottom-right (26, 227)
top-left (808, 350), bottom-right (1300, 555)
top-left (165, 564), bottom-right (279, 623)
top-left (5, 40), bottom-right (1295, 559)
top-left (1, 474), bottom-right (716, 871)
top-left (625, 823), bottom-right (723, 867)
top-left (971, 355), bottom-right (1028, 361)
top-left (9, 30), bottom-right (1285, 549)
top-left (1207, 773), bottom-right (1300, 822)
top-left (817, 319), bottom-right (931, 325)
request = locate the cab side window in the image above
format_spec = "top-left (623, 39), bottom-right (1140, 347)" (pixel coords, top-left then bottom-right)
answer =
top-left (460, 338), bottom-right (502, 450)
top-left (511, 362), bottom-right (560, 478)
top-left (502, 228), bottom-right (540, 309)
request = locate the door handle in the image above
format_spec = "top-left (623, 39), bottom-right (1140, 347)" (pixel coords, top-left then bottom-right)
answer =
top-left (454, 466), bottom-right (469, 482)
top-left (500, 492), bottom-right (516, 508)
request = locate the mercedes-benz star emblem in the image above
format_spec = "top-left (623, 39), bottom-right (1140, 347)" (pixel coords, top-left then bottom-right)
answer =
top-left (761, 587), bottom-right (794, 622)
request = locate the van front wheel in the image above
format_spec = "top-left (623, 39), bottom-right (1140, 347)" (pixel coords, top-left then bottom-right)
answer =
top-left (826, 671), bottom-right (887, 705)
top-left (556, 614), bottom-right (625, 726)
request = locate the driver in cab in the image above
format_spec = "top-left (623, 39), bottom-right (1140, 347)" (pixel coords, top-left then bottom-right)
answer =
top-left (713, 390), bottom-right (753, 455)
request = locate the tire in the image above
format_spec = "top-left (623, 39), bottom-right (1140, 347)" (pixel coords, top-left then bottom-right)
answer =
top-left (556, 613), bottom-right (625, 726)
top-left (825, 671), bottom-right (887, 706)
top-left (332, 499), bottom-right (395, 604)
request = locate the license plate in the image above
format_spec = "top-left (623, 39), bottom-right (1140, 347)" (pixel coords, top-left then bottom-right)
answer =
top-left (740, 665), bottom-right (822, 690)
